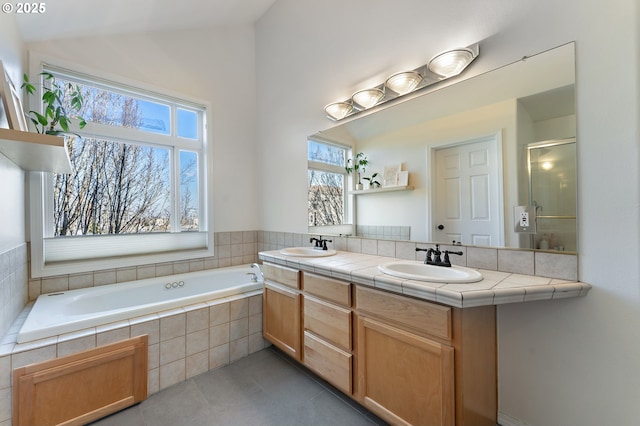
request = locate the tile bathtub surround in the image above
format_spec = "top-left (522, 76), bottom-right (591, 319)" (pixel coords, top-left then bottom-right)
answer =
top-left (0, 244), bottom-right (28, 340)
top-left (0, 292), bottom-right (267, 425)
top-left (27, 231), bottom-right (259, 300)
top-left (257, 231), bottom-right (579, 281)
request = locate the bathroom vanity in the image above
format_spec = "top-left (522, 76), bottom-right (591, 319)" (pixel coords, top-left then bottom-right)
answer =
top-left (259, 249), bottom-right (590, 426)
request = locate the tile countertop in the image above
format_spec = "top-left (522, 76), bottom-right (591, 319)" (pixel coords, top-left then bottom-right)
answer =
top-left (258, 250), bottom-right (591, 309)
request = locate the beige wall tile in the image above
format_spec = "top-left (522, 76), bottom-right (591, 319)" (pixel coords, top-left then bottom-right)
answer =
top-left (131, 318), bottom-right (159, 345)
top-left (94, 270), bottom-right (116, 286)
top-left (248, 314), bottom-right (262, 335)
top-left (160, 336), bottom-right (186, 365)
top-left (186, 308), bottom-right (209, 333)
top-left (248, 295), bottom-right (262, 315)
top-left (160, 313), bottom-right (186, 341)
top-left (209, 323), bottom-right (230, 348)
top-left (57, 335), bottom-right (96, 357)
top-left (116, 267), bottom-right (136, 283)
top-left (209, 303), bottom-right (229, 327)
top-left (68, 273), bottom-right (94, 290)
top-left (230, 299), bottom-right (248, 320)
top-left (209, 343), bottom-right (229, 370)
top-left (186, 351), bottom-right (209, 379)
top-left (11, 345), bottom-right (56, 369)
top-left (230, 318), bottom-right (248, 341)
top-left (148, 343), bottom-right (159, 370)
top-left (148, 368), bottom-right (159, 395)
top-left (97, 326), bottom-right (130, 346)
top-left (229, 337), bottom-right (248, 362)
top-left (159, 359), bottom-right (185, 390)
top-left (41, 276), bottom-right (69, 294)
top-left (186, 329), bottom-right (208, 356)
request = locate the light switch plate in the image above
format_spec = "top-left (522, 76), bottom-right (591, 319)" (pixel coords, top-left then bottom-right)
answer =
top-left (514, 206), bottom-right (536, 233)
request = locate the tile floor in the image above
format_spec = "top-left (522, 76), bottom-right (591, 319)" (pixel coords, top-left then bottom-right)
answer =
top-left (91, 347), bottom-right (387, 426)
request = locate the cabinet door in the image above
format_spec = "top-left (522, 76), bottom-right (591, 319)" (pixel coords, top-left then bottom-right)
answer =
top-left (263, 282), bottom-right (301, 361)
top-left (357, 316), bottom-right (455, 426)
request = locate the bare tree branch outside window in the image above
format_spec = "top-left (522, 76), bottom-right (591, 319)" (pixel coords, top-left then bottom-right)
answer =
top-left (51, 77), bottom-right (198, 236)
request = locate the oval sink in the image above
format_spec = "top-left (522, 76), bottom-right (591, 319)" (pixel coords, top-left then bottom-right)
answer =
top-left (378, 261), bottom-right (482, 283)
top-left (279, 247), bottom-right (337, 257)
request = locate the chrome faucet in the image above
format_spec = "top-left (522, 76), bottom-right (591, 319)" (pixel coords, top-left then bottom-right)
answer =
top-left (250, 263), bottom-right (264, 282)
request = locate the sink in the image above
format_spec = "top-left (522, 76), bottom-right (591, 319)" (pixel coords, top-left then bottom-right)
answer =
top-left (378, 261), bottom-right (482, 283)
top-left (279, 247), bottom-right (337, 257)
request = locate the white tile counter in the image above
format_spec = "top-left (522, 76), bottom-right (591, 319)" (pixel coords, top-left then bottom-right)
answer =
top-left (258, 250), bottom-right (591, 308)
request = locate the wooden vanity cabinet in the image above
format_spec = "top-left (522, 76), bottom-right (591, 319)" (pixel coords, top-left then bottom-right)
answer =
top-left (355, 286), bottom-right (496, 426)
top-left (301, 272), bottom-right (354, 395)
top-left (262, 264), bottom-right (302, 361)
top-left (261, 262), bottom-right (497, 426)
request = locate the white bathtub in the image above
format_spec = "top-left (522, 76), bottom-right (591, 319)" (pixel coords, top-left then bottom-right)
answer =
top-left (17, 264), bottom-right (263, 344)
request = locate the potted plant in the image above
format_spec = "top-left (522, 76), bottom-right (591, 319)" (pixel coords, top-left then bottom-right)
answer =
top-left (22, 72), bottom-right (86, 135)
top-left (345, 152), bottom-right (368, 190)
top-left (363, 172), bottom-right (381, 189)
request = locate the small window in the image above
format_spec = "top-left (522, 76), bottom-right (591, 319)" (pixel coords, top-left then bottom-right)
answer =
top-left (307, 139), bottom-right (350, 227)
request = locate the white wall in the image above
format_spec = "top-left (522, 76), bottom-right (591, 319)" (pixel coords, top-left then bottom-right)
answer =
top-left (256, 0), bottom-right (640, 425)
top-left (0, 14), bottom-right (25, 252)
top-left (26, 26), bottom-right (260, 233)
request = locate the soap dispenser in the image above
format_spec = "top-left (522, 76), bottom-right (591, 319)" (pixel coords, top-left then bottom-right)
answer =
top-left (539, 234), bottom-right (549, 250)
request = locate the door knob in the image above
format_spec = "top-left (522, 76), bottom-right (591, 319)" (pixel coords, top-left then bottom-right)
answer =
top-left (437, 224), bottom-right (444, 230)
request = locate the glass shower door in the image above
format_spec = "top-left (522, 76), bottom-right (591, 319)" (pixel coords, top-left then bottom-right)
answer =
top-left (528, 139), bottom-right (577, 251)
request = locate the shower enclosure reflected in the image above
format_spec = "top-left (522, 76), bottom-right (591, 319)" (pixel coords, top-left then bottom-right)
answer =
top-left (528, 138), bottom-right (576, 251)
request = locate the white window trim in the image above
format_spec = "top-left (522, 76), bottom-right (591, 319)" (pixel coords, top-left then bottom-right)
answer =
top-left (307, 136), bottom-right (354, 233)
top-left (27, 53), bottom-right (214, 278)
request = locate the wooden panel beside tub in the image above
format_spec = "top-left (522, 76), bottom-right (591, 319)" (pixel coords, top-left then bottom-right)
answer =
top-left (12, 335), bottom-right (148, 426)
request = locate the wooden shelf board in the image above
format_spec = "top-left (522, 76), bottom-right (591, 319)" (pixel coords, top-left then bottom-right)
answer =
top-left (350, 185), bottom-right (414, 195)
top-left (0, 128), bottom-right (72, 173)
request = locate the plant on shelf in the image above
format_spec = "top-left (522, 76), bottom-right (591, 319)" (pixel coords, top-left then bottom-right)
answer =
top-left (363, 172), bottom-right (381, 189)
top-left (345, 152), bottom-right (369, 190)
top-left (22, 72), bottom-right (87, 135)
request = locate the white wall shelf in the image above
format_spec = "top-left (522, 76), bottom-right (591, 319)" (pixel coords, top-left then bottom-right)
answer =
top-left (350, 185), bottom-right (414, 195)
top-left (0, 128), bottom-right (72, 173)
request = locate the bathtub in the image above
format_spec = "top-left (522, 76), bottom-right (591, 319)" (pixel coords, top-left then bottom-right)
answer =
top-left (17, 264), bottom-right (263, 344)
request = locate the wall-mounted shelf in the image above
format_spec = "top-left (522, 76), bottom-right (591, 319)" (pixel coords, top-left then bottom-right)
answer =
top-left (0, 128), bottom-right (72, 173)
top-left (350, 185), bottom-right (414, 195)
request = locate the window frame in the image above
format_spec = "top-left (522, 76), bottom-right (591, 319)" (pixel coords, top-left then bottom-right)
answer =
top-left (307, 136), bottom-right (354, 233)
top-left (28, 54), bottom-right (214, 278)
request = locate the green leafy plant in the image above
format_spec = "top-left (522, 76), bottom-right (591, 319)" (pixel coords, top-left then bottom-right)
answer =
top-left (22, 72), bottom-right (87, 135)
top-left (363, 172), bottom-right (381, 188)
top-left (345, 152), bottom-right (369, 187)
top-left (345, 152), bottom-right (368, 175)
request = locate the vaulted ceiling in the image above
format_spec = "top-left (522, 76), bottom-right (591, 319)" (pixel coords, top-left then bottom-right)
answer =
top-left (14, 0), bottom-right (278, 42)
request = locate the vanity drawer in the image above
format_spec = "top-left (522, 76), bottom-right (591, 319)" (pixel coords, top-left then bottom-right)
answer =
top-left (262, 263), bottom-right (300, 289)
top-left (304, 295), bottom-right (352, 351)
top-left (355, 286), bottom-right (452, 341)
top-left (302, 272), bottom-right (351, 307)
top-left (304, 331), bottom-right (353, 395)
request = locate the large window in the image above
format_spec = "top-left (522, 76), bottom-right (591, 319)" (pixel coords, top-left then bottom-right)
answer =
top-left (307, 139), bottom-right (349, 226)
top-left (30, 61), bottom-right (210, 277)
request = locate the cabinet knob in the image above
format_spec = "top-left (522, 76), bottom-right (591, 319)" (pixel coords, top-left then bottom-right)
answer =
top-left (437, 224), bottom-right (444, 230)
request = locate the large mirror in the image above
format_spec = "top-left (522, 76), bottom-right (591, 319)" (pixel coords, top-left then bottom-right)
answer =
top-left (309, 42), bottom-right (576, 252)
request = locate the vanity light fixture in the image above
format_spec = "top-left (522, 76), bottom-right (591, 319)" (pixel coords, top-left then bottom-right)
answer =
top-left (324, 43), bottom-right (479, 121)
top-left (428, 48), bottom-right (477, 78)
top-left (352, 88), bottom-right (385, 109)
top-left (324, 101), bottom-right (354, 120)
top-left (385, 71), bottom-right (423, 95)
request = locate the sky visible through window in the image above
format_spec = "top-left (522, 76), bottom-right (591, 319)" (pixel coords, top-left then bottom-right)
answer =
top-left (48, 74), bottom-right (203, 235)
